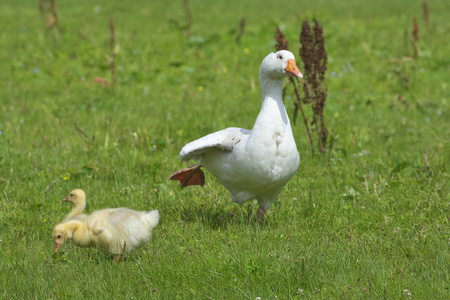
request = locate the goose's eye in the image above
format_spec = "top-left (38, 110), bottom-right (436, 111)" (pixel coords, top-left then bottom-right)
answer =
top-left (277, 55), bottom-right (283, 60)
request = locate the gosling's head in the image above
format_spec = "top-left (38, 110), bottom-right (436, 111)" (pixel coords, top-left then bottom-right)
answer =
top-left (63, 189), bottom-right (86, 205)
top-left (52, 223), bottom-right (69, 253)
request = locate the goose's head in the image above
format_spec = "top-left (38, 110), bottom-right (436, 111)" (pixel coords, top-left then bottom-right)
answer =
top-left (63, 189), bottom-right (86, 205)
top-left (260, 50), bottom-right (303, 79)
top-left (52, 223), bottom-right (69, 253)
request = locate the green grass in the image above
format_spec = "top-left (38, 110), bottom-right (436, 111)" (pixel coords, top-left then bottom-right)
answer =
top-left (1, 0), bottom-right (449, 298)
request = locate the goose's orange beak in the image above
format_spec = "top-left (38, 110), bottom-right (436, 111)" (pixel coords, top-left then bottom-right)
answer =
top-left (285, 59), bottom-right (303, 78)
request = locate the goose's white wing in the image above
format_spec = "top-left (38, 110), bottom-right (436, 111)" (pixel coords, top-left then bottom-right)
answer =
top-left (180, 127), bottom-right (251, 162)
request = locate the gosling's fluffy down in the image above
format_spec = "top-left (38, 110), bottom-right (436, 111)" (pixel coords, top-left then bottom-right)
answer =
top-left (53, 190), bottom-right (159, 261)
top-left (88, 208), bottom-right (160, 255)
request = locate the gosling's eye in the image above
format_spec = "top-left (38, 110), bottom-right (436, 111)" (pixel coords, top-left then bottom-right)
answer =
top-left (70, 194), bottom-right (73, 197)
top-left (57, 235), bottom-right (61, 238)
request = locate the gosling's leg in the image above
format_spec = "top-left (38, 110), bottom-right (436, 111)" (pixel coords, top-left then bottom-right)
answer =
top-left (122, 241), bottom-right (127, 261)
top-left (112, 254), bottom-right (121, 263)
top-left (257, 206), bottom-right (266, 224)
top-left (169, 164), bottom-right (205, 188)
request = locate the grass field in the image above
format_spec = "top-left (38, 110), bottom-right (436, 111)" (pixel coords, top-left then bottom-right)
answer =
top-left (1, 0), bottom-right (449, 298)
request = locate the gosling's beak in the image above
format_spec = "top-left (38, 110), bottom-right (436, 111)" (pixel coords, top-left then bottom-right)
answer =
top-left (63, 196), bottom-right (69, 202)
top-left (54, 242), bottom-right (61, 253)
top-left (285, 59), bottom-right (303, 78)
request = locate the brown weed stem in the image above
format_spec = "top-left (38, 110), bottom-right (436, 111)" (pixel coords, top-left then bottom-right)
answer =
top-left (110, 18), bottom-right (116, 90)
top-left (424, 146), bottom-right (428, 172)
top-left (236, 18), bottom-right (246, 45)
top-left (299, 20), bottom-right (328, 154)
top-left (423, 1), bottom-right (429, 31)
top-left (412, 18), bottom-right (419, 60)
top-left (184, 0), bottom-right (192, 37)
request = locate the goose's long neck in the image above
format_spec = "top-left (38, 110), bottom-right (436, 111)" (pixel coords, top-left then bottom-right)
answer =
top-left (251, 74), bottom-right (289, 138)
top-left (259, 73), bottom-right (284, 103)
top-left (67, 200), bottom-right (86, 219)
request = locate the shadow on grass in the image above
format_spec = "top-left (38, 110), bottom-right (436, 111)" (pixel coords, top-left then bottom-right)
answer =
top-left (179, 203), bottom-right (266, 230)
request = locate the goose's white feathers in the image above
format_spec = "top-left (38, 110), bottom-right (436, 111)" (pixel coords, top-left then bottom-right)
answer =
top-left (180, 127), bottom-right (251, 162)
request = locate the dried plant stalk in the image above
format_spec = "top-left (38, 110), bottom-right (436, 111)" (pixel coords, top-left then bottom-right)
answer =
top-left (168, 0), bottom-right (193, 38)
top-left (312, 19), bottom-right (328, 153)
top-left (292, 82), bottom-right (315, 156)
top-left (110, 18), bottom-right (116, 90)
top-left (403, 27), bottom-right (409, 57)
top-left (184, 0), bottom-right (192, 37)
top-left (423, 1), bottom-right (429, 31)
top-left (424, 146), bottom-right (428, 172)
top-left (39, 0), bottom-right (59, 30)
top-left (412, 17), bottom-right (419, 60)
top-left (236, 18), bottom-right (246, 45)
top-left (274, 26), bottom-right (289, 51)
top-left (39, 0), bottom-right (47, 20)
top-left (49, 0), bottom-right (59, 29)
top-left (299, 19), bottom-right (328, 154)
top-left (274, 27), bottom-right (315, 155)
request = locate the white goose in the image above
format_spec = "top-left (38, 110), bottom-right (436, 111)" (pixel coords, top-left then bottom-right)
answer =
top-left (170, 50), bottom-right (302, 222)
